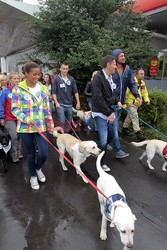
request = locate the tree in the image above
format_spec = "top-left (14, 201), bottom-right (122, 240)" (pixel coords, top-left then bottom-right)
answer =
top-left (28, 0), bottom-right (153, 87)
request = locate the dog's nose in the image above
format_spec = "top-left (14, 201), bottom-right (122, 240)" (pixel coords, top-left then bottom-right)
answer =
top-left (127, 243), bottom-right (133, 248)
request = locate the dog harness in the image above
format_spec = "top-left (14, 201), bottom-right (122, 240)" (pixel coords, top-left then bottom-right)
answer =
top-left (105, 193), bottom-right (126, 222)
top-left (0, 140), bottom-right (11, 154)
top-left (71, 143), bottom-right (84, 156)
top-left (163, 145), bottom-right (167, 161)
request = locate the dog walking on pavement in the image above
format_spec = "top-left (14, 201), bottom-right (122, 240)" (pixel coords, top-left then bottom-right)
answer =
top-left (96, 151), bottom-right (136, 249)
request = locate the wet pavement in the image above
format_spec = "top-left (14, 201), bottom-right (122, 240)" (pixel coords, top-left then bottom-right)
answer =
top-left (0, 131), bottom-right (167, 250)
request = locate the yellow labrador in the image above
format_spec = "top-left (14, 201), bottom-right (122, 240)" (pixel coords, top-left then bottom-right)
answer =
top-left (131, 140), bottom-right (167, 171)
top-left (53, 129), bottom-right (101, 183)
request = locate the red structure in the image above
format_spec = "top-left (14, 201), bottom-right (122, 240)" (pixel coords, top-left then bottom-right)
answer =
top-left (134, 0), bottom-right (167, 13)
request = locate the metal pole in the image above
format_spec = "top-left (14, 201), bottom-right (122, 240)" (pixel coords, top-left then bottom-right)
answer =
top-left (160, 52), bottom-right (166, 90)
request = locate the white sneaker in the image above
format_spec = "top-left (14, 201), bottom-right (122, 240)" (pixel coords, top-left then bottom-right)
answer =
top-left (30, 177), bottom-right (40, 190)
top-left (36, 169), bottom-right (46, 183)
top-left (107, 144), bottom-right (113, 150)
top-left (102, 164), bottom-right (111, 172)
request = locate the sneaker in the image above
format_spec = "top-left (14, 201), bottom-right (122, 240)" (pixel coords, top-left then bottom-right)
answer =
top-left (116, 150), bottom-right (129, 159)
top-left (12, 157), bottom-right (19, 163)
top-left (36, 169), bottom-right (46, 183)
top-left (30, 176), bottom-right (40, 190)
top-left (107, 144), bottom-right (113, 150)
top-left (18, 151), bottom-right (23, 159)
top-left (135, 131), bottom-right (146, 142)
top-left (102, 164), bottom-right (111, 172)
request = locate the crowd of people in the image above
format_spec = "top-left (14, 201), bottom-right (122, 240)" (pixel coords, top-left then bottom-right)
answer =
top-left (0, 48), bottom-right (150, 190)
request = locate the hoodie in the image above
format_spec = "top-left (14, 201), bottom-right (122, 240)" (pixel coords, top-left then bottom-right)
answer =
top-left (112, 49), bottom-right (139, 104)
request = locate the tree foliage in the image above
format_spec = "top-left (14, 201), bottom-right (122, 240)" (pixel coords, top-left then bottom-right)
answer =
top-left (28, 0), bottom-right (154, 86)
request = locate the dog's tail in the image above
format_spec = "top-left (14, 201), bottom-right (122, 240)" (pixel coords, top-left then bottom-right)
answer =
top-left (52, 126), bottom-right (64, 138)
top-left (131, 140), bottom-right (150, 147)
top-left (72, 107), bottom-right (77, 114)
top-left (96, 151), bottom-right (106, 176)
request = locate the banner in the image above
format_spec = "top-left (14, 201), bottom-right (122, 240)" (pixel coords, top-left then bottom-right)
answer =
top-left (149, 57), bottom-right (158, 76)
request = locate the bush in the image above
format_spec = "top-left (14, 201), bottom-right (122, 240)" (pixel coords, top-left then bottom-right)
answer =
top-left (123, 89), bottom-right (167, 140)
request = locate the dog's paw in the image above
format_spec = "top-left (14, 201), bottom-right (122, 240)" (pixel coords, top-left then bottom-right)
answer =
top-left (100, 232), bottom-right (107, 240)
top-left (82, 177), bottom-right (88, 183)
top-left (63, 166), bottom-right (68, 171)
top-left (148, 166), bottom-right (154, 170)
top-left (110, 222), bottom-right (115, 228)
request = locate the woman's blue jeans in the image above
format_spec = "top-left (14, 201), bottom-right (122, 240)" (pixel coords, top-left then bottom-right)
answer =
top-left (19, 132), bottom-right (48, 177)
top-left (56, 105), bottom-right (72, 132)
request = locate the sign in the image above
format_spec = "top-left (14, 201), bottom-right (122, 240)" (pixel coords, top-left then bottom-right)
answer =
top-left (149, 57), bottom-right (158, 76)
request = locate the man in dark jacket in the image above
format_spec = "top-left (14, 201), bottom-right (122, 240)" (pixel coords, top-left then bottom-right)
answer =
top-left (92, 55), bottom-right (129, 171)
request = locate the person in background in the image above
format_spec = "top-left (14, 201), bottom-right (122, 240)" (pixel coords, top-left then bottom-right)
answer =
top-left (43, 73), bottom-right (53, 114)
top-left (0, 74), bottom-right (8, 91)
top-left (84, 71), bottom-right (98, 132)
top-left (112, 49), bottom-right (141, 106)
top-left (92, 55), bottom-right (129, 172)
top-left (84, 71), bottom-right (98, 110)
top-left (52, 62), bottom-right (80, 132)
top-left (12, 62), bottom-right (54, 190)
top-left (122, 68), bottom-right (150, 141)
top-left (0, 72), bottom-right (22, 163)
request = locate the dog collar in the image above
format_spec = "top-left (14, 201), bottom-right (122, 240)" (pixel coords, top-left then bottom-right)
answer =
top-left (163, 145), bottom-right (167, 161)
top-left (71, 143), bottom-right (84, 156)
top-left (105, 193), bottom-right (126, 222)
top-left (0, 140), bottom-right (11, 154)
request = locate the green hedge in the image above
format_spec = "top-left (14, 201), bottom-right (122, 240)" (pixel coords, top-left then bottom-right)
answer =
top-left (121, 89), bottom-right (167, 141)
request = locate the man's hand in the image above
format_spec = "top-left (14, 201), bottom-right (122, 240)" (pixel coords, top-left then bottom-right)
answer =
top-left (117, 101), bottom-right (122, 109)
top-left (55, 102), bottom-right (60, 108)
top-left (145, 100), bottom-right (150, 105)
top-left (107, 113), bottom-right (115, 123)
top-left (75, 102), bottom-right (80, 110)
top-left (0, 119), bottom-right (5, 126)
top-left (137, 98), bottom-right (142, 106)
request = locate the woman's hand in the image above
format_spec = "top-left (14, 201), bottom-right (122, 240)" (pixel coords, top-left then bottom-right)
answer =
top-left (27, 120), bottom-right (35, 126)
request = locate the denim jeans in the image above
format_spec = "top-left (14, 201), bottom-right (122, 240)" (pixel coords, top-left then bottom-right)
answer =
top-left (19, 132), bottom-right (48, 177)
top-left (56, 105), bottom-right (72, 132)
top-left (95, 116), bottom-right (122, 164)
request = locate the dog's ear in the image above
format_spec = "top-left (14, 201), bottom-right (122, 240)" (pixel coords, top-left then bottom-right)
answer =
top-left (79, 142), bottom-right (86, 153)
top-left (132, 214), bottom-right (137, 221)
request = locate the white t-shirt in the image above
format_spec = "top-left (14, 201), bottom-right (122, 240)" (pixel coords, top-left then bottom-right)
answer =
top-left (28, 83), bottom-right (42, 103)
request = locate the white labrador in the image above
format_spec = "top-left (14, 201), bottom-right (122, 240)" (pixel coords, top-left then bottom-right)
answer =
top-left (131, 140), bottom-right (167, 171)
top-left (96, 151), bottom-right (136, 249)
top-left (72, 107), bottom-right (91, 122)
top-left (53, 129), bottom-right (101, 183)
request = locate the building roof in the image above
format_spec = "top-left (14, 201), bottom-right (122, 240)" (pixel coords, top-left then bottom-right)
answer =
top-left (0, 0), bottom-right (39, 56)
top-left (134, 0), bottom-right (167, 35)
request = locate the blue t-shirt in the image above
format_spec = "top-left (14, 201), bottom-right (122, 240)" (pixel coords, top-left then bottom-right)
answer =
top-left (51, 74), bottom-right (78, 106)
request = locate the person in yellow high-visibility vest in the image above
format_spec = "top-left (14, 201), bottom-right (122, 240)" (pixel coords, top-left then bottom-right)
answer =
top-left (122, 68), bottom-right (150, 141)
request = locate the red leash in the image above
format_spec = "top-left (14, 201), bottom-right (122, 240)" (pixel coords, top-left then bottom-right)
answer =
top-left (37, 128), bottom-right (108, 199)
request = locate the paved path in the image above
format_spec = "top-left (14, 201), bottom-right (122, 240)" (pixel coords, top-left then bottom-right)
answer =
top-left (0, 132), bottom-right (167, 250)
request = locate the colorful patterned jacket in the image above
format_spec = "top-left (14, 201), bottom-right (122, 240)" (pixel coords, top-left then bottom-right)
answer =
top-left (12, 80), bottom-right (54, 133)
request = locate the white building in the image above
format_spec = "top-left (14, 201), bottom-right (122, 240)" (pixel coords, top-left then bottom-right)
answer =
top-left (0, 0), bottom-right (39, 74)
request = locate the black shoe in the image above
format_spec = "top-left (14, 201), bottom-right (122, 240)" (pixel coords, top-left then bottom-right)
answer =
top-left (122, 127), bottom-right (128, 136)
top-left (136, 131), bottom-right (146, 142)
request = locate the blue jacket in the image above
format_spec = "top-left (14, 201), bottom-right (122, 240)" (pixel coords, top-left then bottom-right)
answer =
top-left (112, 65), bottom-right (139, 104)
